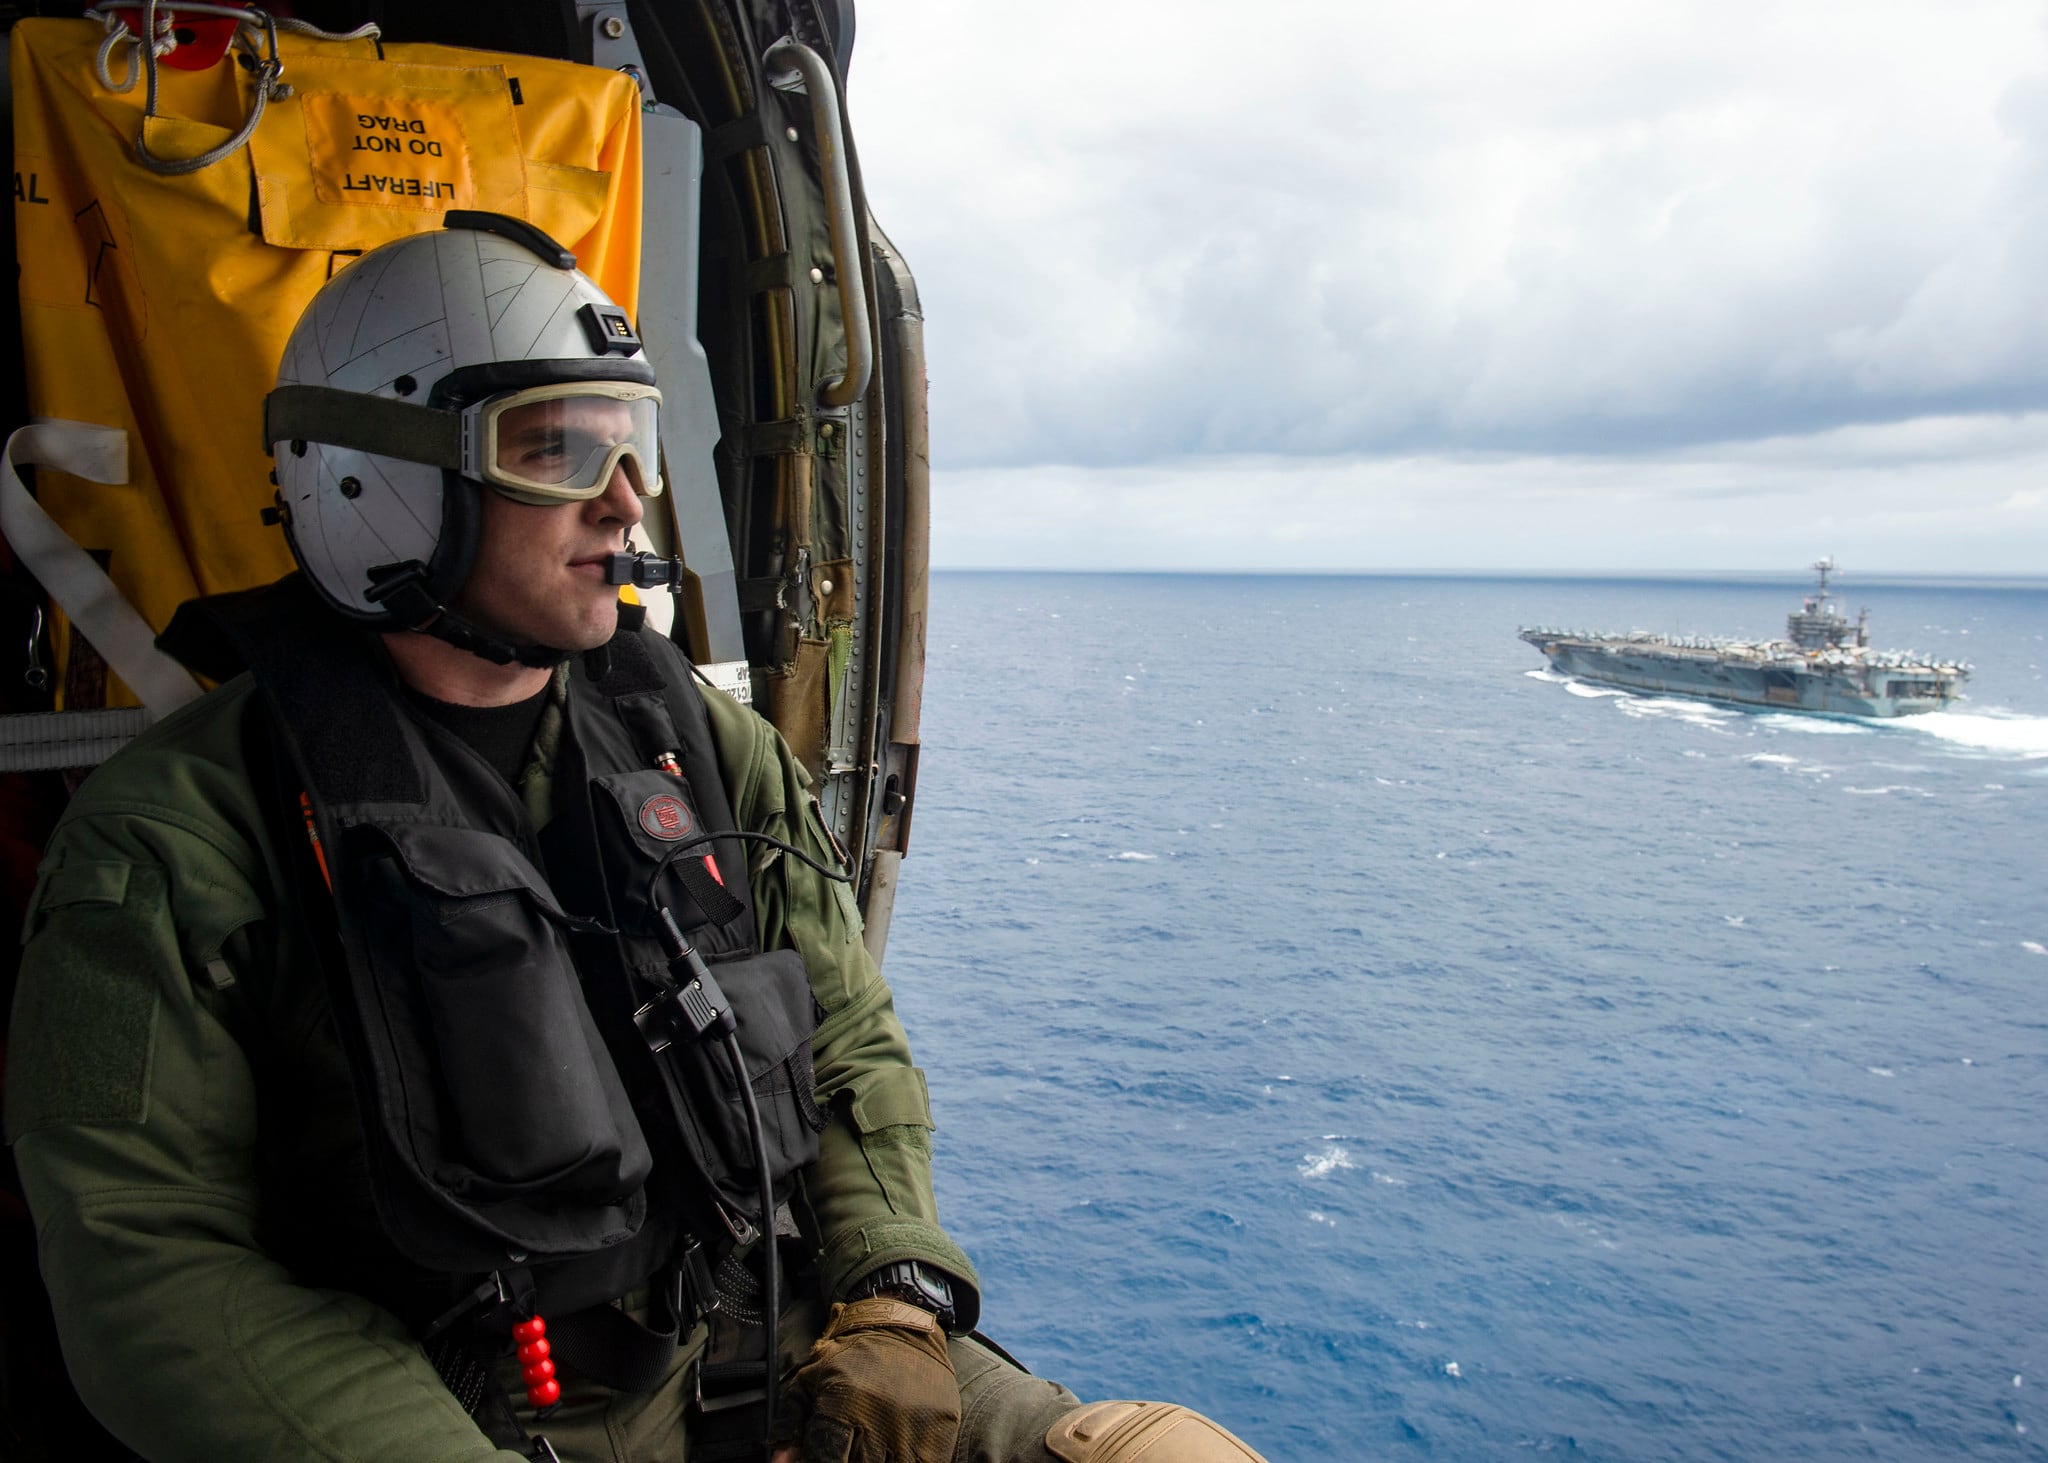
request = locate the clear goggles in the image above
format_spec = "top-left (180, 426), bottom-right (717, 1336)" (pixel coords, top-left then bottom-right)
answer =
top-left (467, 381), bottom-right (664, 505)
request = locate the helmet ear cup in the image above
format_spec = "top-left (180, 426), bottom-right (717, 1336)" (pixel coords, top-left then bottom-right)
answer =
top-left (287, 468), bottom-right (482, 630)
top-left (277, 438), bottom-right (449, 623)
top-left (421, 469), bottom-right (483, 618)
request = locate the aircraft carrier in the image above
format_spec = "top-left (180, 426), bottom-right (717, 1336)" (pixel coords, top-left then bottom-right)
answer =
top-left (1519, 560), bottom-right (1969, 718)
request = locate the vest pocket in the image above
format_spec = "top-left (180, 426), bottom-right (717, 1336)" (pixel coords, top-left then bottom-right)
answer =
top-left (582, 769), bottom-right (828, 1215)
top-left (361, 824), bottom-right (654, 1205)
top-left (655, 947), bottom-right (828, 1217)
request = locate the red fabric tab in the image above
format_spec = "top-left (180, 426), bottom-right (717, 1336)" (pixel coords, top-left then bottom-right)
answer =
top-left (158, 13), bottom-right (243, 71)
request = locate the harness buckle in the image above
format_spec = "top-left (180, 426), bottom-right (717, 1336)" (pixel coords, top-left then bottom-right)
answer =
top-left (713, 1199), bottom-right (758, 1247)
top-left (674, 1237), bottom-right (721, 1325)
top-left (422, 1276), bottom-right (501, 1343)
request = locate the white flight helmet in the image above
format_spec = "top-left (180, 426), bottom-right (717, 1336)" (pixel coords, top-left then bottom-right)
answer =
top-left (265, 211), bottom-right (661, 658)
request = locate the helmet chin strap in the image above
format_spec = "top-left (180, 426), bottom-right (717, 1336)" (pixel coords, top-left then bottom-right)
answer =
top-left (422, 607), bottom-right (571, 669)
top-left (364, 560), bottom-right (571, 669)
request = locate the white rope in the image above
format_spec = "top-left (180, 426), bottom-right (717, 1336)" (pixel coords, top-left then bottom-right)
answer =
top-left (87, 1), bottom-right (378, 40)
top-left (83, 2), bottom-right (382, 175)
top-left (275, 17), bottom-right (384, 41)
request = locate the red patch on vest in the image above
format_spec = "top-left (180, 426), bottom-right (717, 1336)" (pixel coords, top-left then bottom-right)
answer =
top-left (638, 793), bottom-right (694, 841)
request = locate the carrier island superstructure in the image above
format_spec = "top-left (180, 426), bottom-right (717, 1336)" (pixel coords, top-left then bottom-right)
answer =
top-left (1519, 561), bottom-right (1969, 718)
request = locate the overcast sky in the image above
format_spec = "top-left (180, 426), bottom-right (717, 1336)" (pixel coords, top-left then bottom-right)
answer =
top-left (844, 1), bottom-right (2048, 573)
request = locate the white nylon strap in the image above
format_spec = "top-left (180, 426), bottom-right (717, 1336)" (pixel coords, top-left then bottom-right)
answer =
top-left (0, 420), bottom-right (204, 716)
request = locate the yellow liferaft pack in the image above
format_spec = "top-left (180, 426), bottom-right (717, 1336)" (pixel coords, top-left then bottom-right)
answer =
top-left (10, 19), bottom-right (645, 707)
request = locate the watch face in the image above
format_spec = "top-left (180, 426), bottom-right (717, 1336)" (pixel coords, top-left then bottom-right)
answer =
top-left (863, 1261), bottom-right (954, 1323)
top-left (906, 1263), bottom-right (954, 1307)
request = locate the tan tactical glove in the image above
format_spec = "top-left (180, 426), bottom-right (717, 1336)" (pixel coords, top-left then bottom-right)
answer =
top-left (777, 1297), bottom-right (961, 1463)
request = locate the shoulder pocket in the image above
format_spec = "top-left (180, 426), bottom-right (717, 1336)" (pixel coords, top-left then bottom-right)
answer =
top-left (836, 1064), bottom-right (935, 1218)
top-left (8, 863), bottom-right (166, 1136)
top-left (846, 1065), bottom-right (934, 1134)
top-left (33, 860), bottom-right (133, 917)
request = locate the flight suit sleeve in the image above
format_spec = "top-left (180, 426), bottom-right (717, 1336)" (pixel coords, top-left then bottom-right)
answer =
top-left (5, 805), bottom-right (523, 1463)
top-left (703, 690), bottom-right (983, 1331)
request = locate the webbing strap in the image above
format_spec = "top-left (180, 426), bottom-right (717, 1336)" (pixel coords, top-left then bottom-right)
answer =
top-left (0, 421), bottom-right (204, 715)
top-left (672, 847), bottom-right (745, 929)
top-left (547, 1291), bottom-right (683, 1394)
top-left (0, 707), bottom-right (152, 771)
top-left (263, 385), bottom-right (463, 468)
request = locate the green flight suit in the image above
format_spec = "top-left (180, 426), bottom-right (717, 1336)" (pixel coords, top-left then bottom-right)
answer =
top-left (4, 669), bottom-right (1077, 1461)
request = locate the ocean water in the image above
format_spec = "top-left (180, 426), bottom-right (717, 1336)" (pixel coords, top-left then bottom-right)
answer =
top-left (882, 572), bottom-right (2048, 1463)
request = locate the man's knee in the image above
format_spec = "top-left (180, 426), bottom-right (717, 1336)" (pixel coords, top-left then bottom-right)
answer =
top-left (1043, 1400), bottom-right (1270, 1463)
top-left (945, 1336), bottom-right (1268, 1463)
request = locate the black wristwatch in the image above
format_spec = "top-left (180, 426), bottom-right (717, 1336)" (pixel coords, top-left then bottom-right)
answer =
top-left (849, 1260), bottom-right (957, 1331)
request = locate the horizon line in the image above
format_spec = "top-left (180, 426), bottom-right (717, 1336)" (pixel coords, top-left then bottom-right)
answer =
top-left (925, 565), bottom-right (2048, 584)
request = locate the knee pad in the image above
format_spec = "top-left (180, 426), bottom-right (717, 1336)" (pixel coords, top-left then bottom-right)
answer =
top-left (1045, 1400), bottom-right (1270, 1462)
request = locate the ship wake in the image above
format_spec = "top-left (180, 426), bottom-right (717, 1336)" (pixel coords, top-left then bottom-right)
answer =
top-left (1905, 711), bottom-right (2048, 760)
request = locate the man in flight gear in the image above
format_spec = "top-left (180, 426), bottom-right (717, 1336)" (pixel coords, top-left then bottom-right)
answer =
top-left (3, 214), bottom-right (1267, 1462)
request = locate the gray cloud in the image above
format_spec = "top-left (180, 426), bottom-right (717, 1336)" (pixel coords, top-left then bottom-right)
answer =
top-left (852, 1), bottom-right (2048, 471)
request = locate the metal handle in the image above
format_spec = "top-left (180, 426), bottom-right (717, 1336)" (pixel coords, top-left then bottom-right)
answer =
top-left (765, 38), bottom-right (873, 408)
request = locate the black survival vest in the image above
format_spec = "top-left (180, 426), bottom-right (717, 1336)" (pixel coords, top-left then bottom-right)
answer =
top-left (167, 577), bottom-right (828, 1323)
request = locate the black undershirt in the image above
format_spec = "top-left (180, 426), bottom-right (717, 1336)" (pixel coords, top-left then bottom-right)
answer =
top-left (405, 684), bottom-right (551, 785)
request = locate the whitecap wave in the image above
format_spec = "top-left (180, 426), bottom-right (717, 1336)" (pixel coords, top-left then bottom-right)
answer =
top-left (1742, 751), bottom-right (1834, 777)
top-left (1299, 1145), bottom-right (1355, 1180)
top-left (1906, 711), bottom-right (2048, 759)
top-left (1110, 851), bottom-right (1157, 862)
top-left (1845, 785), bottom-right (1933, 797)
top-left (2022, 941), bottom-right (2047, 956)
top-left (1758, 715), bottom-right (1872, 736)
top-left (1619, 697), bottom-right (1732, 728)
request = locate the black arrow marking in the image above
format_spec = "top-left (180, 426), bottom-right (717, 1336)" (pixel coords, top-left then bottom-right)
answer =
top-left (75, 200), bottom-right (117, 309)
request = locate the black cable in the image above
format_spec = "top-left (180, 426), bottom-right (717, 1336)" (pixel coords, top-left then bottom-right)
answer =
top-left (721, 1025), bottom-right (780, 1463)
top-left (642, 829), bottom-right (851, 912)
top-left (651, 908), bottom-right (782, 1463)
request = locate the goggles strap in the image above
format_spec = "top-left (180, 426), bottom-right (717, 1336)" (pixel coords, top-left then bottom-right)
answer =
top-left (265, 386), bottom-right (462, 468)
